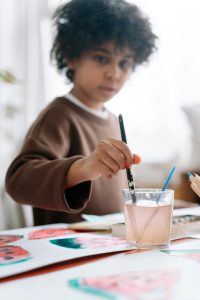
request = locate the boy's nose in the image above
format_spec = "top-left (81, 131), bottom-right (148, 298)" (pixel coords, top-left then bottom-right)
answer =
top-left (105, 65), bottom-right (121, 80)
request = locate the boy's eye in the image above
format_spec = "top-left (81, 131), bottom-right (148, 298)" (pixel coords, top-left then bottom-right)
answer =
top-left (94, 55), bottom-right (109, 64)
top-left (119, 60), bottom-right (133, 71)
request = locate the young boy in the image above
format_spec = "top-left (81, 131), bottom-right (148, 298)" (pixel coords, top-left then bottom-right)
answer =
top-left (5, 0), bottom-right (157, 225)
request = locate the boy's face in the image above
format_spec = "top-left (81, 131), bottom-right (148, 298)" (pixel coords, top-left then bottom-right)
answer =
top-left (68, 42), bottom-right (134, 110)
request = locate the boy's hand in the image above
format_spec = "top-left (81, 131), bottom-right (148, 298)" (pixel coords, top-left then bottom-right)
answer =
top-left (65, 138), bottom-right (141, 188)
top-left (81, 137), bottom-right (140, 180)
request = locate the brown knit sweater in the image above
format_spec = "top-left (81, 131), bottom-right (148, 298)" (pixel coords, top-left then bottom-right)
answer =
top-left (5, 97), bottom-right (127, 225)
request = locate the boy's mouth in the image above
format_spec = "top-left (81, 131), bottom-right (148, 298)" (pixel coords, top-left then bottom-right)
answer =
top-left (99, 86), bottom-right (117, 95)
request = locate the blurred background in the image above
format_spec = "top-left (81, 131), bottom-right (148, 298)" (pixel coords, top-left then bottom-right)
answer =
top-left (1, 0), bottom-right (200, 229)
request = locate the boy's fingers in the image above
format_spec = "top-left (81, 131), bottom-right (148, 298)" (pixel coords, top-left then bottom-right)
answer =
top-left (132, 154), bottom-right (141, 164)
top-left (99, 138), bottom-right (141, 167)
top-left (109, 138), bottom-right (133, 165)
top-left (99, 140), bottom-right (127, 169)
top-left (99, 152), bottom-right (120, 174)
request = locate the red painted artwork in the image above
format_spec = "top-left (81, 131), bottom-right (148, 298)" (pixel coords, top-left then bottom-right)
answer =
top-left (0, 235), bottom-right (23, 246)
top-left (69, 269), bottom-right (180, 300)
top-left (0, 245), bottom-right (32, 265)
top-left (28, 228), bottom-right (75, 240)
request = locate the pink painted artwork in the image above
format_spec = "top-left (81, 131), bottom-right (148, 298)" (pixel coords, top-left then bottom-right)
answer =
top-left (184, 253), bottom-right (200, 263)
top-left (0, 235), bottom-right (23, 246)
top-left (69, 269), bottom-right (180, 300)
top-left (28, 228), bottom-right (75, 240)
top-left (0, 245), bottom-right (32, 266)
top-left (161, 249), bottom-right (200, 264)
top-left (50, 236), bottom-right (127, 249)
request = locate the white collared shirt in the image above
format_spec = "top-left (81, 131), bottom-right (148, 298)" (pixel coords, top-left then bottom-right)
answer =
top-left (65, 93), bottom-right (109, 119)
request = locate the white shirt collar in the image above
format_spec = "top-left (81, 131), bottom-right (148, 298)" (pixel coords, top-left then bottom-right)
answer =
top-left (65, 93), bottom-right (109, 119)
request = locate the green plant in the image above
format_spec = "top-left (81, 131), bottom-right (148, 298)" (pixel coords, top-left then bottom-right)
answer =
top-left (0, 69), bottom-right (17, 84)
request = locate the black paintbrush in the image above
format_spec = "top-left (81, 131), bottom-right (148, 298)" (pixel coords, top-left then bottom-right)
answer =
top-left (118, 114), bottom-right (137, 203)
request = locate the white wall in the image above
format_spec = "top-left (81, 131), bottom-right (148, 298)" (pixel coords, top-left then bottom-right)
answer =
top-left (41, 1), bottom-right (200, 173)
top-left (1, 0), bottom-right (200, 228)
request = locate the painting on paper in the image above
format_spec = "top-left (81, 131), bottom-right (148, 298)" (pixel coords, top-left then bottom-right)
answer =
top-left (69, 269), bottom-right (180, 300)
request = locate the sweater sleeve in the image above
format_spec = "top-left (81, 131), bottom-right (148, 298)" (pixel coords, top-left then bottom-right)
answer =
top-left (5, 105), bottom-right (92, 212)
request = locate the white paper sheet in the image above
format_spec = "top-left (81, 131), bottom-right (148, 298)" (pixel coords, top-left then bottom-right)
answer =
top-left (1, 249), bottom-right (200, 300)
top-left (0, 223), bottom-right (133, 279)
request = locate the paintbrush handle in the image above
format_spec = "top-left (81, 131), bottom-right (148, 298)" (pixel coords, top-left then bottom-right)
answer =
top-left (118, 114), bottom-right (136, 203)
top-left (126, 169), bottom-right (137, 202)
top-left (126, 169), bottom-right (135, 189)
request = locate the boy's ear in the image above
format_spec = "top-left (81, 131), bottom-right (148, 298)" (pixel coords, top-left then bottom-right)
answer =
top-left (67, 59), bottom-right (77, 70)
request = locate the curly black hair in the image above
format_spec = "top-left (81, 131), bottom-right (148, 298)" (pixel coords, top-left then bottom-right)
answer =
top-left (51, 0), bottom-right (157, 82)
